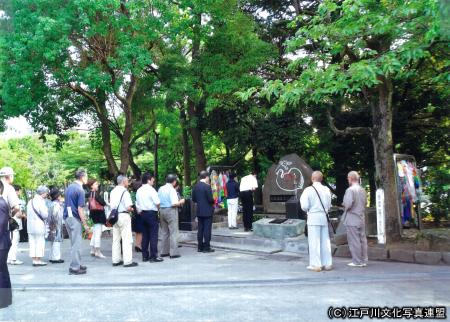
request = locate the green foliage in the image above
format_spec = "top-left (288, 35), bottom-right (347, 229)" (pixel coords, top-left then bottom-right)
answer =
top-left (0, 132), bottom-right (106, 190)
top-left (424, 166), bottom-right (450, 223)
top-left (248, 0), bottom-right (444, 112)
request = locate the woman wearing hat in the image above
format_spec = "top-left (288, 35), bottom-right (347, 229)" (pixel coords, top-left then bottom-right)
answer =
top-left (27, 186), bottom-right (49, 266)
top-left (47, 188), bottom-right (64, 264)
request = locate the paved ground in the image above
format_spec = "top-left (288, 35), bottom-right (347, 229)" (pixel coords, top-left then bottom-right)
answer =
top-left (0, 237), bottom-right (449, 322)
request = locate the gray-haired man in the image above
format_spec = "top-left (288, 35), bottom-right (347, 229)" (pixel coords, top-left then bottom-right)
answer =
top-left (110, 175), bottom-right (138, 267)
top-left (342, 171), bottom-right (368, 267)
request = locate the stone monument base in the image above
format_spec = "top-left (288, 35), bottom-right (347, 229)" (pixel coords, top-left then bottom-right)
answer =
top-left (253, 218), bottom-right (306, 240)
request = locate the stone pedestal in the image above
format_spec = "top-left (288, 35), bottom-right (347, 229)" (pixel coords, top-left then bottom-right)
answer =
top-left (253, 218), bottom-right (306, 240)
top-left (179, 199), bottom-right (196, 231)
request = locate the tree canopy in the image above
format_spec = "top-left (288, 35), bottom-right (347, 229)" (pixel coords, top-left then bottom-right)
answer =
top-left (1, 0), bottom-right (448, 241)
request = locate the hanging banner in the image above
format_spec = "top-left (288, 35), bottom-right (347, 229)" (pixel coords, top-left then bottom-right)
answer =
top-left (376, 188), bottom-right (386, 244)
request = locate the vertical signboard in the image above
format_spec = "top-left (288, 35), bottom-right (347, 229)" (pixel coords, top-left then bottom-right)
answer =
top-left (376, 188), bottom-right (386, 244)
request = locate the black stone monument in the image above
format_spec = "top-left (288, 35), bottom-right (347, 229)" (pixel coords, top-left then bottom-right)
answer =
top-left (262, 154), bottom-right (313, 214)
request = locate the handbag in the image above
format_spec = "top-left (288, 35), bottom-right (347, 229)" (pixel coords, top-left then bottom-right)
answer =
top-left (88, 192), bottom-right (104, 211)
top-left (107, 191), bottom-right (126, 226)
top-left (311, 186), bottom-right (336, 236)
top-left (8, 217), bottom-right (19, 232)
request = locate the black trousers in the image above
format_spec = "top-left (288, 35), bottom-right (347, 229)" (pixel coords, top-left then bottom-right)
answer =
top-left (197, 216), bottom-right (212, 251)
top-left (240, 190), bottom-right (254, 230)
top-left (141, 211), bottom-right (159, 259)
top-left (0, 248), bottom-right (12, 309)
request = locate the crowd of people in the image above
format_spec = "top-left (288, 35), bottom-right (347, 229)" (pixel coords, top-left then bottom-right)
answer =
top-left (0, 165), bottom-right (368, 309)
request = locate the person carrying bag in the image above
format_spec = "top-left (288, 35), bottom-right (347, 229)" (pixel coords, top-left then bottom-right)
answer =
top-left (300, 171), bottom-right (333, 272)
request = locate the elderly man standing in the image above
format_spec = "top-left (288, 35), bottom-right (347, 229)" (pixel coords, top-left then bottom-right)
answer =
top-left (110, 175), bottom-right (138, 267)
top-left (136, 173), bottom-right (163, 263)
top-left (0, 168), bottom-right (25, 266)
top-left (343, 171), bottom-right (368, 267)
top-left (300, 171), bottom-right (332, 272)
top-left (158, 174), bottom-right (185, 259)
top-left (64, 169), bottom-right (90, 275)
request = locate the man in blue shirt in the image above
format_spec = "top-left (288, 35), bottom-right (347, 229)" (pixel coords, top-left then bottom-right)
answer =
top-left (158, 174), bottom-right (185, 259)
top-left (64, 169), bottom-right (90, 275)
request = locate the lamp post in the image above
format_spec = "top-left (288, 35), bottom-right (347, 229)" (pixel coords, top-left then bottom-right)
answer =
top-left (153, 127), bottom-right (160, 185)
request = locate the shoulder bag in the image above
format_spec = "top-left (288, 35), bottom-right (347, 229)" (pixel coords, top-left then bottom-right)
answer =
top-left (311, 186), bottom-right (336, 235)
top-left (31, 201), bottom-right (46, 223)
top-left (107, 191), bottom-right (126, 226)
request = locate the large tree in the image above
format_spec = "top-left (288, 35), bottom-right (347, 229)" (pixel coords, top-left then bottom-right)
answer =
top-left (157, 0), bottom-right (273, 175)
top-left (1, 0), bottom-right (173, 177)
top-left (245, 0), bottom-right (445, 242)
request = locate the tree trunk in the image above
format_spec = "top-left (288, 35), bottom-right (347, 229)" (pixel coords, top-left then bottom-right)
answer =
top-left (119, 108), bottom-right (133, 174)
top-left (188, 114), bottom-right (207, 172)
top-left (128, 148), bottom-right (141, 179)
top-left (98, 102), bottom-right (119, 178)
top-left (187, 12), bottom-right (207, 173)
top-left (180, 109), bottom-right (192, 187)
top-left (371, 77), bottom-right (401, 243)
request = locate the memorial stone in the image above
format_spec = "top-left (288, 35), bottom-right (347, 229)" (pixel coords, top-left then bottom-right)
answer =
top-left (263, 154), bottom-right (313, 214)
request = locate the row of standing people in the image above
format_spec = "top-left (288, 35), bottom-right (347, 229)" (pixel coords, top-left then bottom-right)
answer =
top-left (64, 170), bottom-right (221, 274)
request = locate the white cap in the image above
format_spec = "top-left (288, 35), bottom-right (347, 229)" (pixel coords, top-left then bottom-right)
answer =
top-left (0, 167), bottom-right (14, 177)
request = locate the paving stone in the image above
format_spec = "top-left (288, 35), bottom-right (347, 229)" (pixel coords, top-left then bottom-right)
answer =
top-left (368, 247), bottom-right (388, 261)
top-left (442, 252), bottom-right (450, 265)
top-left (334, 245), bottom-right (351, 258)
top-left (414, 251), bottom-right (442, 265)
top-left (389, 249), bottom-right (415, 263)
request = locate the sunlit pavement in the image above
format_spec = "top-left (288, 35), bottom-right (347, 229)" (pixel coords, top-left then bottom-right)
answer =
top-left (1, 237), bottom-right (449, 321)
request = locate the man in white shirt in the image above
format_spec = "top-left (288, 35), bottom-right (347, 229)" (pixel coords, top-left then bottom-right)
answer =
top-left (0, 168), bottom-right (25, 265)
top-left (239, 172), bottom-right (258, 231)
top-left (110, 175), bottom-right (138, 267)
top-left (136, 173), bottom-right (163, 263)
top-left (158, 174), bottom-right (185, 259)
top-left (300, 171), bottom-right (333, 272)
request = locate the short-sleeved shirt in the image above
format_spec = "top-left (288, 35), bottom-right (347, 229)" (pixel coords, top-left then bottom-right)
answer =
top-left (110, 186), bottom-right (133, 213)
top-left (136, 184), bottom-right (160, 212)
top-left (1, 180), bottom-right (20, 212)
top-left (64, 181), bottom-right (85, 220)
top-left (158, 183), bottom-right (178, 208)
top-left (239, 175), bottom-right (258, 192)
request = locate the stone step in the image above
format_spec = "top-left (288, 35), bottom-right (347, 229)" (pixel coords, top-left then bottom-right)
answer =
top-left (179, 230), bottom-right (309, 255)
top-left (182, 240), bottom-right (283, 254)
